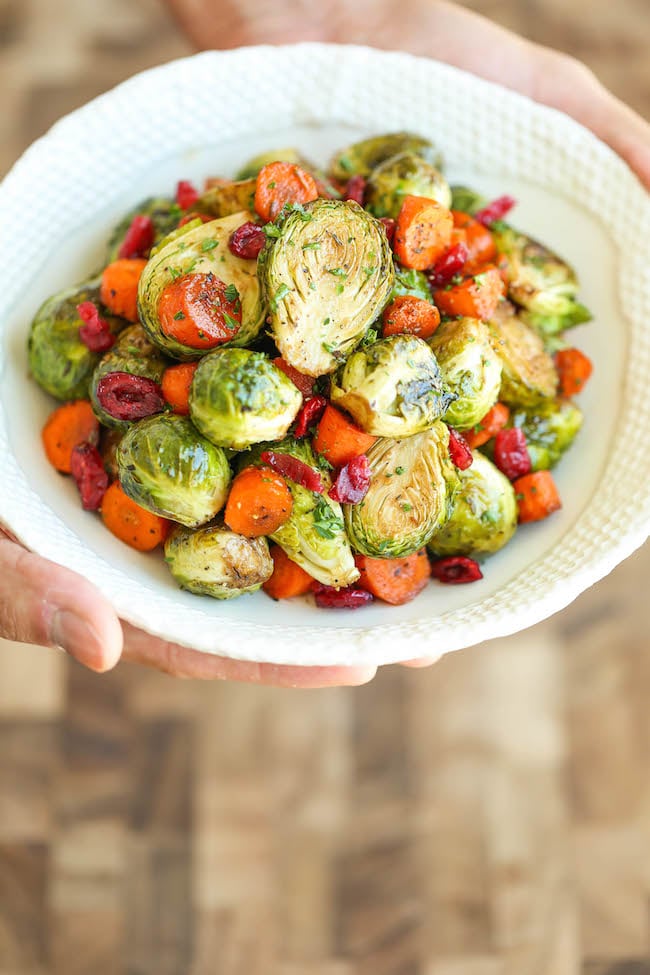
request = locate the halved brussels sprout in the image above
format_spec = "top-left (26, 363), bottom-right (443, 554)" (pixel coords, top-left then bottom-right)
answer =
top-left (429, 317), bottom-right (501, 431)
top-left (90, 324), bottom-right (168, 430)
top-left (137, 212), bottom-right (266, 360)
top-left (194, 180), bottom-right (257, 219)
top-left (189, 348), bottom-right (302, 450)
top-left (427, 451), bottom-right (517, 558)
top-left (488, 301), bottom-right (558, 408)
top-left (390, 264), bottom-right (435, 304)
top-left (449, 185), bottom-right (485, 215)
top-left (106, 197), bottom-right (181, 263)
top-left (28, 278), bottom-right (124, 401)
top-left (259, 198), bottom-right (394, 376)
top-left (235, 148), bottom-right (305, 180)
top-left (365, 152), bottom-right (452, 219)
top-left (344, 424), bottom-right (459, 558)
top-left (164, 522), bottom-right (273, 599)
top-left (330, 334), bottom-right (454, 437)
top-left (510, 398), bottom-right (583, 470)
top-left (117, 414), bottom-right (231, 528)
top-left (330, 132), bottom-right (440, 181)
top-left (242, 439), bottom-right (358, 588)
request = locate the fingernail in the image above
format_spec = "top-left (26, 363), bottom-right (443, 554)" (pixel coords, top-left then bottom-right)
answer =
top-left (50, 610), bottom-right (100, 661)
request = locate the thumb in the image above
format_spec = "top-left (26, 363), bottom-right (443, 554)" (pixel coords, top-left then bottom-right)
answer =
top-left (0, 531), bottom-right (123, 672)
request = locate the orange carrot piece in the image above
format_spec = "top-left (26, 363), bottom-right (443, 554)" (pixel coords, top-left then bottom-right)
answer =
top-left (451, 210), bottom-right (497, 273)
top-left (554, 347), bottom-right (593, 397)
top-left (513, 471), bottom-right (562, 523)
top-left (254, 161), bottom-right (319, 222)
top-left (99, 258), bottom-right (148, 322)
top-left (355, 550), bottom-right (431, 605)
top-left (224, 466), bottom-right (293, 537)
top-left (312, 405), bottom-right (377, 468)
top-left (161, 362), bottom-right (199, 415)
top-left (157, 272), bottom-right (241, 350)
top-left (433, 266), bottom-right (504, 320)
top-left (464, 402), bottom-right (510, 449)
top-left (263, 544), bottom-right (314, 600)
top-left (382, 295), bottom-right (441, 339)
top-left (42, 400), bottom-right (100, 474)
top-left (393, 195), bottom-right (453, 271)
top-left (101, 481), bottom-right (170, 551)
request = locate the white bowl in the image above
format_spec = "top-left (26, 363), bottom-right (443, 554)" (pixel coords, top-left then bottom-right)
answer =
top-left (1, 44), bottom-right (649, 667)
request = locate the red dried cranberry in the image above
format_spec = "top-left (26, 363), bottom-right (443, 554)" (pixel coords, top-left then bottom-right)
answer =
top-left (260, 450), bottom-right (324, 494)
top-left (430, 556), bottom-right (483, 584)
top-left (176, 180), bottom-right (199, 209)
top-left (447, 428), bottom-right (473, 470)
top-left (494, 427), bottom-right (531, 481)
top-left (474, 195), bottom-right (517, 227)
top-left (70, 442), bottom-right (109, 511)
top-left (228, 222), bottom-right (266, 260)
top-left (313, 584), bottom-right (374, 609)
top-left (76, 301), bottom-right (115, 354)
top-left (96, 372), bottom-right (165, 422)
top-left (118, 214), bottom-right (155, 259)
top-left (344, 175), bottom-right (366, 205)
top-left (328, 454), bottom-right (371, 504)
top-left (294, 395), bottom-right (328, 438)
top-left (427, 242), bottom-right (469, 287)
top-left (379, 217), bottom-right (396, 245)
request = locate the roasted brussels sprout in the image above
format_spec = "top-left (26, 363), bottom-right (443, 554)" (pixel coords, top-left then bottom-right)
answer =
top-left (330, 132), bottom-right (440, 181)
top-left (510, 398), bottom-right (583, 470)
top-left (449, 185), bottom-right (485, 215)
top-left (429, 317), bottom-right (501, 431)
top-left (99, 427), bottom-right (123, 479)
top-left (28, 278), bottom-right (124, 401)
top-left (344, 424), bottom-right (459, 558)
top-left (365, 152), bottom-right (452, 219)
top-left (189, 348), bottom-right (302, 450)
top-left (117, 414), bottom-right (231, 528)
top-left (259, 198), bottom-right (394, 376)
top-left (194, 179), bottom-right (257, 219)
top-left (106, 197), bottom-right (181, 263)
top-left (164, 522), bottom-right (273, 598)
top-left (137, 212), bottom-right (266, 359)
top-left (330, 334), bottom-right (454, 437)
top-left (488, 301), bottom-right (558, 408)
top-left (390, 264), bottom-right (435, 304)
top-left (90, 324), bottom-right (168, 430)
top-left (427, 451), bottom-right (517, 558)
top-left (236, 148), bottom-right (310, 180)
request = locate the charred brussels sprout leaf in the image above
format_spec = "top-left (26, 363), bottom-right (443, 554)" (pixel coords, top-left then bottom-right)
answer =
top-left (330, 132), bottom-right (441, 181)
top-left (488, 301), bottom-right (558, 408)
top-left (427, 451), bottom-right (517, 558)
top-left (365, 151), bottom-right (452, 219)
top-left (117, 414), bottom-right (231, 528)
top-left (429, 317), bottom-right (501, 431)
top-left (510, 398), bottom-right (583, 470)
top-left (90, 324), bottom-right (167, 430)
top-left (259, 199), bottom-right (394, 376)
top-left (106, 197), bottom-right (181, 263)
top-left (330, 334), bottom-right (454, 437)
top-left (164, 522), bottom-right (272, 599)
top-left (189, 348), bottom-right (302, 450)
top-left (194, 179), bottom-right (257, 218)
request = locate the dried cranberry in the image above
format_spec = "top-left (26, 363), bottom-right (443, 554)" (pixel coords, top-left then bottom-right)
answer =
top-left (379, 217), bottom-right (396, 245)
top-left (228, 221), bottom-right (266, 260)
top-left (118, 214), bottom-right (155, 259)
top-left (96, 372), bottom-right (165, 422)
top-left (294, 395), bottom-right (328, 438)
top-left (494, 427), bottom-right (531, 481)
top-left (313, 584), bottom-right (374, 609)
top-left (430, 556), bottom-right (483, 585)
top-left (474, 195), bottom-right (517, 227)
top-left (447, 428), bottom-right (473, 470)
top-left (70, 442), bottom-right (109, 511)
top-left (344, 175), bottom-right (366, 205)
top-left (328, 454), bottom-right (371, 504)
top-left (260, 450), bottom-right (324, 494)
top-left (76, 301), bottom-right (115, 354)
top-left (176, 180), bottom-right (199, 209)
top-left (428, 242), bottom-right (469, 287)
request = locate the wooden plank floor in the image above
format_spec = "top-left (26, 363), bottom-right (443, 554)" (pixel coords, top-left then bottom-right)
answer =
top-left (1, 1), bottom-right (649, 971)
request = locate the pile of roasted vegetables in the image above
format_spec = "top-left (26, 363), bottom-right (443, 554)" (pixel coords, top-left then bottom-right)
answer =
top-left (30, 132), bottom-right (593, 609)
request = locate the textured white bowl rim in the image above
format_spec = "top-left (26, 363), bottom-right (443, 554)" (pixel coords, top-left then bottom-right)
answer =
top-left (1, 44), bottom-right (649, 666)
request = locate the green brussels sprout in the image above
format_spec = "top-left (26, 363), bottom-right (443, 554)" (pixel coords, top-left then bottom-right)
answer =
top-left (242, 439), bottom-right (359, 589)
top-left (427, 452), bottom-right (517, 558)
top-left (106, 197), bottom-right (181, 263)
top-left (330, 334), bottom-right (454, 437)
top-left (259, 198), bottom-right (394, 376)
top-left (28, 278), bottom-right (124, 401)
top-left (330, 132), bottom-right (440, 181)
top-left (365, 151), bottom-right (452, 219)
top-left (236, 148), bottom-right (305, 180)
top-left (428, 317), bottom-right (502, 431)
top-left (90, 324), bottom-right (168, 430)
top-left (164, 522), bottom-right (273, 599)
top-left (449, 185), bottom-right (486, 214)
top-left (510, 398), bottom-right (583, 471)
top-left (189, 348), bottom-right (302, 450)
top-left (344, 423), bottom-right (459, 558)
top-left (137, 212), bottom-right (266, 360)
top-left (390, 264), bottom-right (435, 304)
top-left (117, 414), bottom-right (231, 528)
top-left (194, 179), bottom-right (257, 218)
top-left (488, 301), bottom-right (558, 408)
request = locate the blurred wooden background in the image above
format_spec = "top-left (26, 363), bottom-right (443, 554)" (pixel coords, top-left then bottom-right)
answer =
top-left (1, 1), bottom-right (650, 972)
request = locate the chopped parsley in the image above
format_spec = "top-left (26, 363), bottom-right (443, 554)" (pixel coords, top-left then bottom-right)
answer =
top-left (327, 267), bottom-right (348, 277)
top-left (338, 155), bottom-right (354, 174)
top-left (336, 283), bottom-right (345, 295)
top-left (270, 283), bottom-right (291, 311)
top-left (315, 451), bottom-right (334, 471)
top-left (322, 341), bottom-right (336, 353)
top-left (167, 265), bottom-right (182, 281)
top-left (173, 311), bottom-right (186, 321)
top-left (263, 222), bottom-right (282, 239)
top-left (395, 466), bottom-right (405, 475)
top-left (302, 241), bottom-right (321, 251)
top-left (201, 238), bottom-right (219, 252)
top-left (224, 283), bottom-right (240, 304)
top-left (313, 498), bottom-right (344, 539)
top-left (361, 328), bottom-right (378, 348)
top-left (223, 312), bottom-right (239, 331)
top-left (473, 273), bottom-right (488, 289)
top-left (401, 502), bottom-right (413, 512)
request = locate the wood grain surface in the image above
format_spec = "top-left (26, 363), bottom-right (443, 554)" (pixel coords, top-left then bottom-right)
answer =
top-left (1, 1), bottom-right (649, 971)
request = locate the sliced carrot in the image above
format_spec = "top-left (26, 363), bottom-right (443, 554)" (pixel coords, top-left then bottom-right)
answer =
top-left (451, 210), bottom-right (497, 273)
top-left (263, 544), bottom-right (314, 600)
top-left (433, 266), bottom-right (504, 320)
top-left (272, 357), bottom-right (314, 398)
top-left (161, 362), bottom-right (199, 415)
top-left (254, 161), bottom-right (319, 222)
top-left (157, 272), bottom-right (242, 349)
top-left (101, 481), bottom-right (171, 551)
top-left (554, 347), bottom-right (593, 397)
top-left (464, 402), bottom-right (510, 449)
top-left (100, 258), bottom-right (148, 322)
top-left (355, 550), bottom-right (431, 605)
top-left (393, 195), bottom-right (453, 271)
top-left (42, 400), bottom-right (100, 474)
top-left (513, 471), bottom-right (562, 523)
top-left (224, 466), bottom-right (293, 538)
top-left (312, 405), bottom-right (377, 468)
top-left (382, 295), bottom-right (441, 339)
